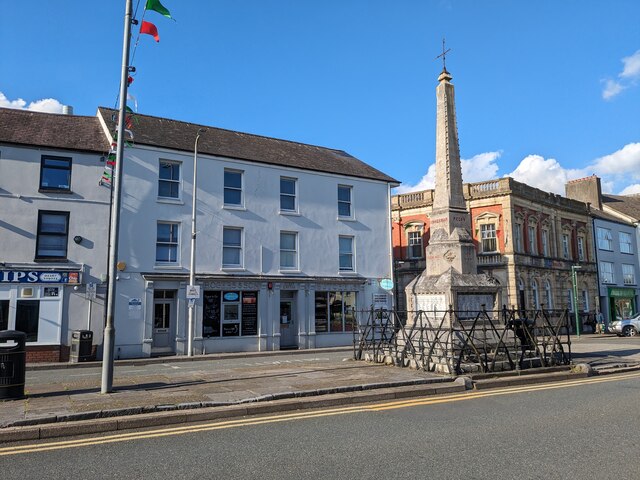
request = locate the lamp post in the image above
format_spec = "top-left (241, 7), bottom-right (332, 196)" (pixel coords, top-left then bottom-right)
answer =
top-left (571, 265), bottom-right (582, 337)
top-left (187, 128), bottom-right (206, 357)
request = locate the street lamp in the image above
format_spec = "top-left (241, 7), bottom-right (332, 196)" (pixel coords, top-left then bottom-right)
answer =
top-left (187, 128), bottom-right (206, 357)
top-left (571, 265), bottom-right (582, 337)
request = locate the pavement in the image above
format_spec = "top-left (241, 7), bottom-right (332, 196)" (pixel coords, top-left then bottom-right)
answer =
top-left (1, 334), bottom-right (640, 442)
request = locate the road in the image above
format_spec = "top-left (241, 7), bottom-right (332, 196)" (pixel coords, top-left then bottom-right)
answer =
top-left (2, 372), bottom-right (639, 479)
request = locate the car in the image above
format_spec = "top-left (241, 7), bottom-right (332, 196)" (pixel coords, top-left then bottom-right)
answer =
top-left (609, 313), bottom-right (640, 337)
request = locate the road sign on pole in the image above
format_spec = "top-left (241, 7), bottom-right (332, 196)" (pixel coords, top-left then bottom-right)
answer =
top-left (186, 285), bottom-right (201, 299)
top-left (86, 282), bottom-right (97, 300)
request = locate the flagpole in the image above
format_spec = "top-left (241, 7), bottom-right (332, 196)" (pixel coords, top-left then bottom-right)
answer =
top-left (102, 0), bottom-right (133, 394)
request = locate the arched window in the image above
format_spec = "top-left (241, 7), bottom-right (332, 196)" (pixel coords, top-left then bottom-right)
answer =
top-left (532, 280), bottom-right (540, 310)
top-left (567, 289), bottom-right (574, 312)
top-left (518, 277), bottom-right (526, 310)
top-left (544, 279), bottom-right (553, 309)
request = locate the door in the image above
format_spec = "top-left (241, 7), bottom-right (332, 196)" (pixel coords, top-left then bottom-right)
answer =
top-left (153, 290), bottom-right (176, 353)
top-left (280, 300), bottom-right (297, 349)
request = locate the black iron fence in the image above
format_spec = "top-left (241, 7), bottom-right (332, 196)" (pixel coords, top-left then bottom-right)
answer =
top-left (353, 306), bottom-right (572, 375)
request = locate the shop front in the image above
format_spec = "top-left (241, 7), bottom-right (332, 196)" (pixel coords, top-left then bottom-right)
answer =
top-left (608, 287), bottom-right (638, 321)
top-left (0, 268), bottom-right (82, 362)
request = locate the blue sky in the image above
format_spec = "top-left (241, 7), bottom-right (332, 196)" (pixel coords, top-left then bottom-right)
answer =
top-left (1, 1), bottom-right (639, 195)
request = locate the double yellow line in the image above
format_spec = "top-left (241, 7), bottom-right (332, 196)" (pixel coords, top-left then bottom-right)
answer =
top-left (2, 371), bottom-right (639, 456)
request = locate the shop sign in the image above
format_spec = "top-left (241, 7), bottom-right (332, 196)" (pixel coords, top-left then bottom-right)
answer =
top-left (609, 287), bottom-right (635, 298)
top-left (0, 270), bottom-right (80, 284)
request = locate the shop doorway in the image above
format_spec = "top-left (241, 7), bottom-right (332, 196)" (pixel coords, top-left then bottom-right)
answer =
top-left (280, 291), bottom-right (297, 349)
top-left (152, 290), bottom-right (176, 354)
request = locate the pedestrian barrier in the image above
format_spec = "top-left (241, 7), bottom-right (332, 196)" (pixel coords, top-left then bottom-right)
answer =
top-left (353, 306), bottom-right (572, 375)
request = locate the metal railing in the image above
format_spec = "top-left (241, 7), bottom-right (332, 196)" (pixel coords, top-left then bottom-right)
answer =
top-left (353, 306), bottom-right (572, 375)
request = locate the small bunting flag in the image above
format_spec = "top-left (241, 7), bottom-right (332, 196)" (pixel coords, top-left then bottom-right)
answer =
top-left (140, 21), bottom-right (160, 42)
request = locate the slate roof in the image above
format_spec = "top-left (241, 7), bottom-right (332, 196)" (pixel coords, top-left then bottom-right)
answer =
top-left (0, 107), bottom-right (109, 154)
top-left (602, 193), bottom-right (640, 222)
top-left (590, 206), bottom-right (634, 225)
top-left (97, 107), bottom-right (397, 184)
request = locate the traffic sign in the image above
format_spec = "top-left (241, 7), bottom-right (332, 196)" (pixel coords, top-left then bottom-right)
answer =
top-left (186, 285), bottom-right (201, 299)
top-left (86, 282), bottom-right (97, 300)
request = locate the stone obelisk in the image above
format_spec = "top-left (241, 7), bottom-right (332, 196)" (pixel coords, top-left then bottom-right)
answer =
top-left (405, 48), bottom-right (499, 321)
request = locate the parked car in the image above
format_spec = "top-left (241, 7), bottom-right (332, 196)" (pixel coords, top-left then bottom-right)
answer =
top-left (609, 313), bottom-right (640, 337)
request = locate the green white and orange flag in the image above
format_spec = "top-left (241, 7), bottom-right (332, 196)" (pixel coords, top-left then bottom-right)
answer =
top-left (146, 0), bottom-right (174, 20)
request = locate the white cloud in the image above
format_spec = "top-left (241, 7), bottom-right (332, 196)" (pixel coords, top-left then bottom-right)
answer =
top-left (507, 155), bottom-right (587, 194)
top-left (602, 79), bottom-right (625, 100)
top-left (394, 151), bottom-right (501, 194)
top-left (0, 91), bottom-right (65, 113)
top-left (602, 49), bottom-right (640, 100)
top-left (591, 143), bottom-right (640, 177)
top-left (620, 50), bottom-right (640, 79)
top-left (619, 184), bottom-right (640, 195)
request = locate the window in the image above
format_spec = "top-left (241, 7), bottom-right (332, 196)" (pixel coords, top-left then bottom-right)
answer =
top-left (408, 231), bottom-right (424, 258)
top-left (577, 236), bottom-right (585, 261)
top-left (222, 227), bottom-right (243, 268)
top-left (156, 222), bottom-right (179, 263)
top-left (622, 264), bottom-right (636, 285)
top-left (40, 155), bottom-right (71, 191)
top-left (224, 169), bottom-right (243, 206)
top-left (338, 185), bottom-right (352, 218)
top-left (280, 231), bottom-right (298, 270)
top-left (481, 224), bottom-right (497, 253)
top-left (600, 261), bottom-right (614, 284)
top-left (545, 280), bottom-right (553, 309)
top-left (315, 291), bottom-right (357, 333)
top-left (620, 232), bottom-right (633, 254)
top-left (280, 177), bottom-right (297, 212)
top-left (0, 300), bottom-right (9, 331)
top-left (36, 211), bottom-right (69, 259)
top-left (567, 289), bottom-right (574, 312)
top-left (541, 229), bottom-right (550, 256)
top-left (532, 280), bottom-right (540, 309)
top-left (581, 290), bottom-right (589, 312)
top-left (514, 223), bottom-right (523, 252)
top-left (339, 236), bottom-right (354, 271)
top-left (202, 291), bottom-right (258, 337)
top-left (15, 300), bottom-right (39, 342)
top-left (562, 234), bottom-right (570, 259)
top-left (597, 227), bottom-right (613, 251)
top-left (158, 161), bottom-right (181, 199)
top-left (528, 225), bottom-right (537, 254)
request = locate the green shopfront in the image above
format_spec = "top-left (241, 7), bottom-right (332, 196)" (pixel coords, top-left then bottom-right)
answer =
top-left (608, 287), bottom-right (637, 321)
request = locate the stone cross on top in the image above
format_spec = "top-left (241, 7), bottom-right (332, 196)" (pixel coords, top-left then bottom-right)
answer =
top-left (436, 38), bottom-right (451, 71)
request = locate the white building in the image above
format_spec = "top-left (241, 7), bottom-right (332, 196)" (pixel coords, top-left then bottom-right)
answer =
top-left (0, 108), bottom-right (110, 362)
top-left (96, 108), bottom-right (397, 358)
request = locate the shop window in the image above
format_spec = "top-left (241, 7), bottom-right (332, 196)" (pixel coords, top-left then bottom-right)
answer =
top-left (315, 291), bottom-right (356, 333)
top-left (597, 227), bottom-right (613, 251)
top-left (280, 177), bottom-right (297, 212)
top-left (158, 160), bottom-right (181, 199)
top-left (223, 169), bottom-right (243, 206)
top-left (620, 232), bottom-right (633, 254)
top-left (36, 211), bottom-right (69, 260)
top-left (222, 227), bottom-right (243, 268)
top-left (622, 264), bottom-right (636, 285)
top-left (201, 291), bottom-right (258, 338)
top-left (600, 261), bottom-right (615, 284)
top-left (40, 155), bottom-right (71, 191)
top-left (156, 222), bottom-right (179, 263)
top-left (338, 185), bottom-right (352, 218)
top-left (15, 300), bottom-right (39, 342)
top-left (339, 236), bottom-right (354, 271)
top-left (0, 300), bottom-right (8, 331)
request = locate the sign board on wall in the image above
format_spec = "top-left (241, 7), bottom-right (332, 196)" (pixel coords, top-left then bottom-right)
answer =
top-left (0, 270), bottom-right (80, 284)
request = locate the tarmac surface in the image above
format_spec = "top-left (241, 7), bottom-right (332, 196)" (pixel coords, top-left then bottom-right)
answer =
top-left (1, 334), bottom-right (639, 441)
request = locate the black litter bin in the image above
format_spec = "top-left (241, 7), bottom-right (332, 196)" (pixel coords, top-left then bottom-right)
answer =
top-left (0, 330), bottom-right (26, 400)
top-left (70, 330), bottom-right (94, 362)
